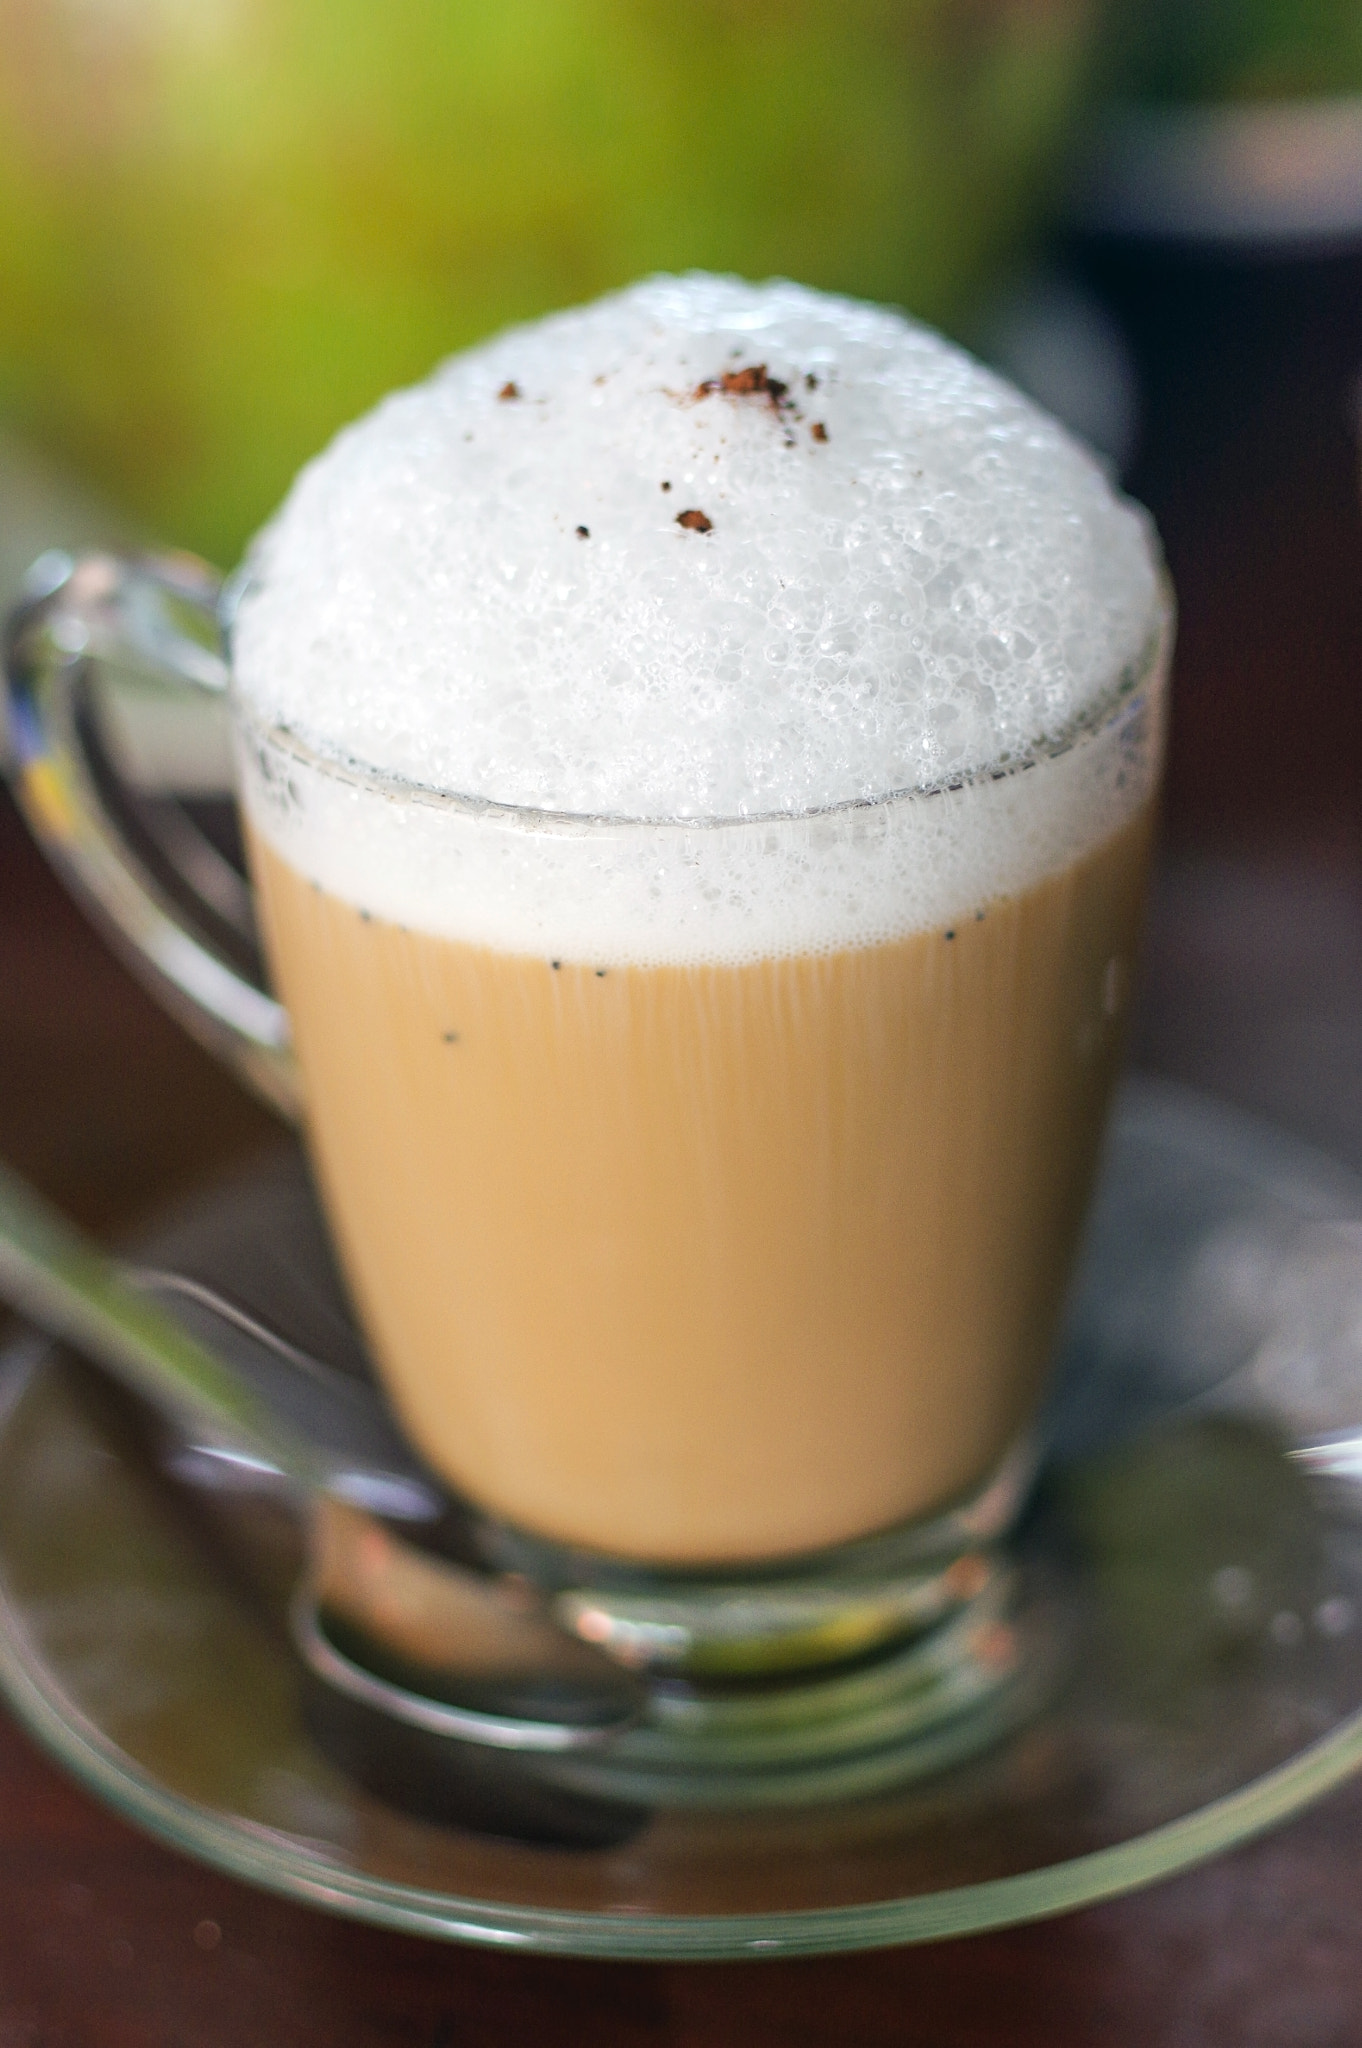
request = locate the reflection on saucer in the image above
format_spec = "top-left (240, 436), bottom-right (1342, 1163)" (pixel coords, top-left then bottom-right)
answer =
top-left (2, 1077), bottom-right (1362, 1956)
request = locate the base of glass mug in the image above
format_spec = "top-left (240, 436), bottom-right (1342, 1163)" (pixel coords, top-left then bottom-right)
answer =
top-left (471, 1438), bottom-right (1048, 1805)
top-left (539, 1562), bottom-right (1057, 1810)
top-left (478, 1436), bottom-right (1039, 1679)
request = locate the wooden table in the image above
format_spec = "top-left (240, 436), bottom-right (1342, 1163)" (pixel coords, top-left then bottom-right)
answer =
top-left (4, 242), bottom-right (1362, 2045)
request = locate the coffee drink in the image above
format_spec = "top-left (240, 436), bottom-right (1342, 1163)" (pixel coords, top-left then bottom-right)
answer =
top-left (231, 276), bottom-right (1167, 1565)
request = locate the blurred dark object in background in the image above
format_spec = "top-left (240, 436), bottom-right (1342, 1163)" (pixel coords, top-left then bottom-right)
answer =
top-left (987, 8), bottom-right (1362, 1183)
top-left (1075, 236), bottom-right (1362, 857)
top-left (1058, 113), bottom-right (1362, 1172)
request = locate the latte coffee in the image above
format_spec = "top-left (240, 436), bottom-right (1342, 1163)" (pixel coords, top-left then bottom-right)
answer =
top-left (231, 275), bottom-right (1168, 1565)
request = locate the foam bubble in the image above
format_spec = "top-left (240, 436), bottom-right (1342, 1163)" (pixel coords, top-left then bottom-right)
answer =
top-left (231, 273), bottom-right (1169, 961)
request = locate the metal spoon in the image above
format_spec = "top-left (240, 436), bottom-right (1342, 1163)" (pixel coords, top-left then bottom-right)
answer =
top-left (0, 1159), bottom-right (646, 1752)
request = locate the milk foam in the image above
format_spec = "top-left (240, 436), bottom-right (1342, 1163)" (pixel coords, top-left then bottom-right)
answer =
top-left (231, 274), bottom-right (1169, 963)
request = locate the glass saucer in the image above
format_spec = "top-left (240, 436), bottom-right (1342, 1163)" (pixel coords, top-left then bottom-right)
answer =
top-left (4, 1075), bottom-right (1362, 1960)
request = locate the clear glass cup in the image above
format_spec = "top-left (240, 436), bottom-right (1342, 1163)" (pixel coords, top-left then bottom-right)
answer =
top-left (2, 545), bottom-right (1172, 1792)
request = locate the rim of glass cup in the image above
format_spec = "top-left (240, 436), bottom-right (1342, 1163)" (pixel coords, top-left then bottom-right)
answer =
top-left (227, 589), bottom-right (1172, 838)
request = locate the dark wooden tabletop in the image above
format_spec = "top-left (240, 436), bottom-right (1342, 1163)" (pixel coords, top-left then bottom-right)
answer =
top-left (5, 241), bottom-right (1362, 2046)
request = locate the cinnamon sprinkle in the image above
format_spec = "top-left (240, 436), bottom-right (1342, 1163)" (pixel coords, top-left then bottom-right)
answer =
top-left (691, 363), bottom-right (792, 415)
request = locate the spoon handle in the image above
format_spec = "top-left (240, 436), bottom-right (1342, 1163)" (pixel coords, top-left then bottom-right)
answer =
top-left (0, 1158), bottom-right (440, 1520)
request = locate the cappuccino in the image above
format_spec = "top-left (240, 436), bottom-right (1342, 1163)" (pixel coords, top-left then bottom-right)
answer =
top-left (231, 275), bottom-right (1167, 1563)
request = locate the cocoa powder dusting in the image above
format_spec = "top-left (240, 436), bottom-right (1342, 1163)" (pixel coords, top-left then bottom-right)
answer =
top-left (691, 363), bottom-right (793, 415)
top-left (676, 509), bottom-right (713, 533)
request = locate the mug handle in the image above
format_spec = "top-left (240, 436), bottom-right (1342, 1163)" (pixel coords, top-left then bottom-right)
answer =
top-left (2, 547), bottom-right (300, 1121)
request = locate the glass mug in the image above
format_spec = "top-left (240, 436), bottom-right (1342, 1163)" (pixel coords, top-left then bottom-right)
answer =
top-left (3, 546), bottom-right (1171, 1797)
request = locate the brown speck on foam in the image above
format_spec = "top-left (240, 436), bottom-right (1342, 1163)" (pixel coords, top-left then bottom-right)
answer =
top-left (811, 421), bottom-right (829, 443)
top-left (692, 363), bottom-right (791, 413)
top-left (576, 525), bottom-right (590, 538)
top-left (661, 480), bottom-right (672, 491)
top-left (805, 372), bottom-right (819, 390)
top-left (498, 380), bottom-right (521, 401)
top-left (676, 508), bottom-right (713, 533)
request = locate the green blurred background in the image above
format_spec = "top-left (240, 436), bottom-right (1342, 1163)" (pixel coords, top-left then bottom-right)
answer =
top-left (0, 0), bottom-right (1097, 569)
top-left (0, 0), bottom-right (1359, 573)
